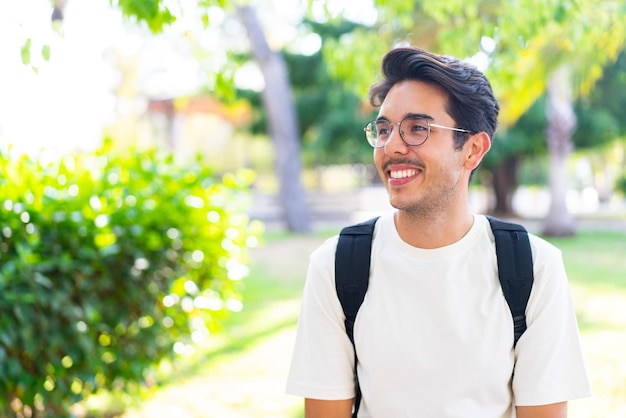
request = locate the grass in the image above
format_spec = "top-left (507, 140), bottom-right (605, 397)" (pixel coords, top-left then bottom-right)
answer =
top-left (105, 227), bottom-right (625, 418)
top-left (550, 231), bottom-right (626, 293)
top-left (548, 231), bottom-right (626, 418)
top-left (111, 232), bottom-right (327, 418)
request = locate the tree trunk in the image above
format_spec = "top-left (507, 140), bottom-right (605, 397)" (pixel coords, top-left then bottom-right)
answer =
top-left (51, 0), bottom-right (67, 23)
top-left (236, 6), bottom-right (311, 233)
top-left (491, 156), bottom-right (520, 217)
top-left (542, 66), bottom-right (576, 236)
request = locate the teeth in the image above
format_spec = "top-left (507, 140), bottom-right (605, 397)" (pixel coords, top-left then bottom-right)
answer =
top-left (390, 169), bottom-right (417, 179)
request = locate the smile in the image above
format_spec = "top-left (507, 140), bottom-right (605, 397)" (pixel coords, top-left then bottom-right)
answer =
top-left (389, 169), bottom-right (418, 179)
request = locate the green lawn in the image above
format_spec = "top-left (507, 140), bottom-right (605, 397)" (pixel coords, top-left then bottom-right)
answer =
top-left (548, 231), bottom-right (626, 418)
top-left (111, 231), bottom-right (328, 418)
top-left (104, 227), bottom-right (625, 418)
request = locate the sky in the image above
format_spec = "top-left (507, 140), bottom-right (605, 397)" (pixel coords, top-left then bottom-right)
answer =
top-left (0, 0), bottom-right (377, 157)
top-left (0, 0), bottom-right (123, 155)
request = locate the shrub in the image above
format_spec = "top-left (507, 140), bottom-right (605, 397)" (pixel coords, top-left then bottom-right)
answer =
top-left (0, 141), bottom-right (259, 417)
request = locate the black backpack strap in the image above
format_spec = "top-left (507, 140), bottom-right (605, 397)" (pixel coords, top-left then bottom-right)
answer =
top-left (335, 216), bottom-right (379, 418)
top-left (487, 216), bottom-right (534, 346)
top-left (334, 215), bottom-right (533, 416)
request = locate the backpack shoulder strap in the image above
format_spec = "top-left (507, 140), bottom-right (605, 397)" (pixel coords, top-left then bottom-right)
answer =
top-left (335, 216), bottom-right (379, 418)
top-left (486, 216), bottom-right (534, 346)
top-left (334, 215), bottom-right (533, 416)
top-left (335, 216), bottom-right (379, 344)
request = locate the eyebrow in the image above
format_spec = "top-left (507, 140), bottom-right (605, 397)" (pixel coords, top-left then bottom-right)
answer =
top-left (376, 112), bottom-right (435, 122)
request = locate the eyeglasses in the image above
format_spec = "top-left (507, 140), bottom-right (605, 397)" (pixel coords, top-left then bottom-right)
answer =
top-left (364, 116), bottom-right (473, 148)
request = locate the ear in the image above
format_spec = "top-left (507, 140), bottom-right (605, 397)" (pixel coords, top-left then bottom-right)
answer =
top-left (463, 132), bottom-right (491, 171)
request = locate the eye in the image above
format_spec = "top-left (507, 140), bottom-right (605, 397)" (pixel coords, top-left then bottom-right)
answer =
top-left (404, 118), bottom-right (428, 132)
top-left (375, 122), bottom-right (391, 136)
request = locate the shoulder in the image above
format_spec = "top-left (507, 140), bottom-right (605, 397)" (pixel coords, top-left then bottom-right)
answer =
top-left (310, 213), bottom-right (392, 272)
top-left (526, 233), bottom-right (567, 297)
top-left (479, 216), bottom-right (562, 260)
top-left (308, 234), bottom-right (339, 276)
top-left (528, 232), bottom-right (562, 261)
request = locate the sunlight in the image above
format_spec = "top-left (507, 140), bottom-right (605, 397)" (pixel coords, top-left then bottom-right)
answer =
top-left (0, 0), bottom-right (377, 158)
top-left (0, 0), bottom-right (120, 156)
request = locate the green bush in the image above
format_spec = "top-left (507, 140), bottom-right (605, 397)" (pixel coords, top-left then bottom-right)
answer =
top-left (0, 141), bottom-right (260, 417)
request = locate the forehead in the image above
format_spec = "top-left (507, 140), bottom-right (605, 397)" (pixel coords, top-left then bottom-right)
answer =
top-left (379, 80), bottom-right (450, 120)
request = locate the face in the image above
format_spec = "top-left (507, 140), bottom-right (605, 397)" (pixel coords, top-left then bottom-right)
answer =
top-left (373, 80), bottom-right (471, 216)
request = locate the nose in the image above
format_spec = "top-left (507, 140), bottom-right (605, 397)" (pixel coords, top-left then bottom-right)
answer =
top-left (384, 122), bottom-right (409, 155)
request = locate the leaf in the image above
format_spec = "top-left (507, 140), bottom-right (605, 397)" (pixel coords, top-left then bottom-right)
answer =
top-left (41, 44), bottom-right (51, 61)
top-left (21, 38), bottom-right (32, 66)
top-left (34, 272), bottom-right (53, 289)
top-left (214, 72), bottom-right (237, 103)
top-left (201, 12), bottom-right (210, 27)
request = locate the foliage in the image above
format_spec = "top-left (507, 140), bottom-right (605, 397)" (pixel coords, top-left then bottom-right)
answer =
top-left (485, 97), bottom-right (548, 169)
top-left (0, 141), bottom-right (259, 416)
top-left (316, 0), bottom-right (626, 127)
top-left (616, 174), bottom-right (626, 197)
top-left (284, 23), bottom-right (376, 165)
top-left (482, 46), bottom-right (626, 170)
top-left (115, 0), bottom-right (176, 32)
top-left (574, 49), bottom-right (626, 149)
top-left (237, 19), bottom-right (376, 166)
top-left (497, 0), bottom-right (623, 127)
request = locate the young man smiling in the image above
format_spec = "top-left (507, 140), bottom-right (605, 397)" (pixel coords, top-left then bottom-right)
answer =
top-left (286, 47), bottom-right (591, 418)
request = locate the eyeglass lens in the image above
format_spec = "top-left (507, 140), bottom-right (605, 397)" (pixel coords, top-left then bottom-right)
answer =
top-left (366, 117), bottom-right (429, 147)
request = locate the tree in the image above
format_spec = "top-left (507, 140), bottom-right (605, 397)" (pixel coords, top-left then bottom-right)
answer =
top-left (574, 49), bottom-right (626, 201)
top-left (235, 5), bottom-right (311, 232)
top-left (544, 65), bottom-right (577, 235)
top-left (485, 48), bottom-right (626, 215)
top-left (24, 0), bottom-right (312, 233)
top-left (316, 0), bottom-right (626, 235)
top-left (240, 19), bottom-right (375, 167)
top-left (483, 1), bottom-right (623, 227)
top-left (482, 98), bottom-right (547, 216)
top-left (25, 0), bottom-right (626, 234)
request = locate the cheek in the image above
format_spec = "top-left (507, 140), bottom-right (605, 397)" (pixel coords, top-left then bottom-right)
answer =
top-left (373, 150), bottom-right (387, 180)
top-left (373, 148), bottom-right (384, 167)
top-left (438, 153), bottom-right (466, 179)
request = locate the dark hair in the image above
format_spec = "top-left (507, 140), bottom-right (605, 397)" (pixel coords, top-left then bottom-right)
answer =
top-left (369, 47), bottom-right (499, 149)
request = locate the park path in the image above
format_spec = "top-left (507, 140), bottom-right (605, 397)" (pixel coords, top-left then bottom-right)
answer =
top-left (250, 187), bottom-right (626, 233)
top-left (122, 328), bottom-right (302, 418)
top-left (122, 234), bottom-right (325, 418)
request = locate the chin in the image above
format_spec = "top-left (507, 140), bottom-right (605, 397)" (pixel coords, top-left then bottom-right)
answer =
top-left (388, 197), bottom-right (416, 211)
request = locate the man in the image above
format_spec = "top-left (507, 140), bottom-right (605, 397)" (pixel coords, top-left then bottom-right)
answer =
top-left (286, 46), bottom-right (591, 417)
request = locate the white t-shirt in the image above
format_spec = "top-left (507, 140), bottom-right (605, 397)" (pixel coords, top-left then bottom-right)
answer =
top-left (286, 213), bottom-right (591, 417)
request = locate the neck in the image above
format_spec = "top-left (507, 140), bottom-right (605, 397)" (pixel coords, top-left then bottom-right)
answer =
top-left (394, 207), bottom-right (474, 249)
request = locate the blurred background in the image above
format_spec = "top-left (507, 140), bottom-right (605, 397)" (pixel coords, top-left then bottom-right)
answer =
top-left (0, 0), bottom-right (624, 417)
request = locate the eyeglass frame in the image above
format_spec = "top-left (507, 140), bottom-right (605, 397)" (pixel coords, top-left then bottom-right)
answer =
top-left (363, 115), bottom-right (475, 148)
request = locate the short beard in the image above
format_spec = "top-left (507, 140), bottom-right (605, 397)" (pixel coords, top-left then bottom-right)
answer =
top-left (390, 170), bottom-right (463, 221)
top-left (392, 192), bottom-right (447, 221)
